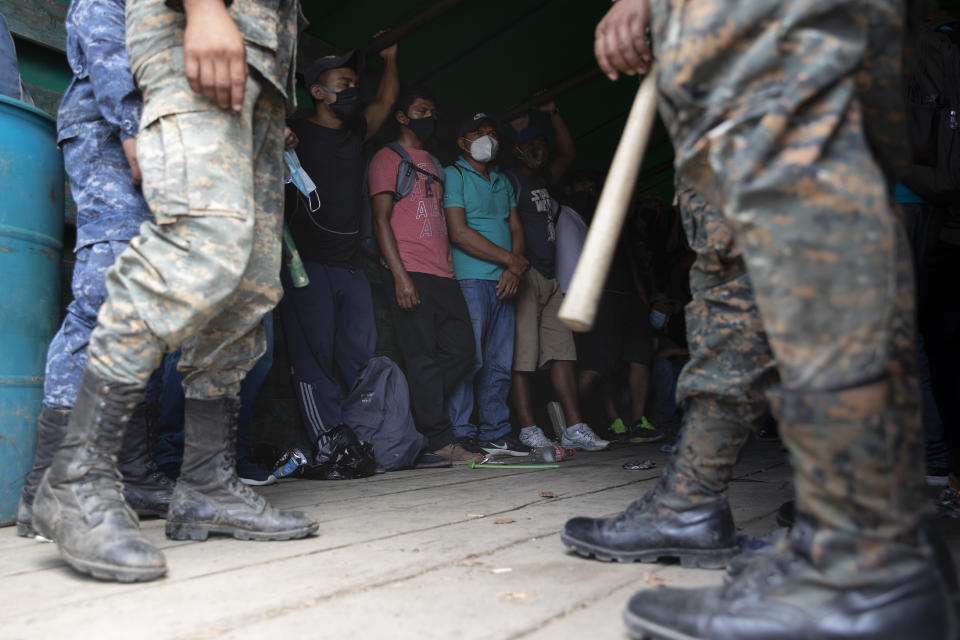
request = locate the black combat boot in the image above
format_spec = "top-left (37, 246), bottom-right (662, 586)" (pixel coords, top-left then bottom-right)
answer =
top-left (165, 397), bottom-right (318, 541)
top-left (623, 514), bottom-right (958, 640)
top-left (624, 381), bottom-right (957, 639)
top-left (561, 472), bottom-right (738, 568)
top-left (17, 405), bottom-right (71, 537)
top-left (724, 515), bottom-right (960, 610)
top-left (32, 369), bottom-right (167, 582)
top-left (117, 401), bottom-right (173, 517)
top-left (562, 407), bottom-right (747, 568)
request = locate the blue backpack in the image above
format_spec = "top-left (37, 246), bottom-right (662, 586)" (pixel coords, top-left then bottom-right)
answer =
top-left (360, 142), bottom-right (445, 258)
top-left (342, 356), bottom-right (425, 471)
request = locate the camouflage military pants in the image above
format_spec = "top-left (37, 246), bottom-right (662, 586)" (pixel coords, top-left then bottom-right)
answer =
top-left (650, 0), bottom-right (926, 583)
top-left (666, 184), bottom-right (778, 504)
top-left (87, 49), bottom-right (286, 400)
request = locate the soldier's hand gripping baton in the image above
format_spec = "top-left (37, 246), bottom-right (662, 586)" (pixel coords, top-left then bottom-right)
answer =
top-left (558, 66), bottom-right (658, 332)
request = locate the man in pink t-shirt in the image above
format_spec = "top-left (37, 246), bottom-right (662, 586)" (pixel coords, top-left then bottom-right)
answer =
top-left (369, 87), bottom-right (481, 465)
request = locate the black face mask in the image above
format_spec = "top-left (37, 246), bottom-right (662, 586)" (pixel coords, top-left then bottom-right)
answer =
top-left (324, 85), bottom-right (360, 120)
top-left (406, 116), bottom-right (436, 142)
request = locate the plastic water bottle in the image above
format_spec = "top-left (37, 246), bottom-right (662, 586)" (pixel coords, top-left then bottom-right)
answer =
top-left (272, 447), bottom-right (308, 478)
top-left (282, 224), bottom-right (310, 288)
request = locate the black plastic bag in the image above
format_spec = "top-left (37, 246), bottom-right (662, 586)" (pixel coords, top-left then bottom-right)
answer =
top-left (300, 424), bottom-right (379, 480)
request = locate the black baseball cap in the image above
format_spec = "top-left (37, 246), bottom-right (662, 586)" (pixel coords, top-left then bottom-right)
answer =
top-left (458, 112), bottom-right (499, 138)
top-left (304, 49), bottom-right (364, 89)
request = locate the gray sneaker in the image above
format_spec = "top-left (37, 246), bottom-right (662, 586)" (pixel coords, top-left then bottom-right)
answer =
top-left (561, 423), bottom-right (610, 451)
top-left (519, 425), bottom-right (555, 448)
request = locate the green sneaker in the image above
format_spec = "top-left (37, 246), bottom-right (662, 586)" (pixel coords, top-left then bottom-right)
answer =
top-left (610, 418), bottom-right (628, 435)
top-left (628, 417), bottom-right (664, 443)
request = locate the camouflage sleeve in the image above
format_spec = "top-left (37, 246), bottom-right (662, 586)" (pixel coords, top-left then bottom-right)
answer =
top-left (164, 0), bottom-right (234, 12)
top-left (74, 0), bottom-right (142, 140)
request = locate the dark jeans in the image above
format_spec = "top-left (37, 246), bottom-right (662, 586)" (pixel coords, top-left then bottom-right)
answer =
top-left (902, 202), bottom-right (954, 469)
top-left (156, 312), bottom-right (274, 470)
top-left (652, 356), bottom-right (685, 429)
top-left (280, 260), bottom-right (377, 442)
top-left (382, 269), bottom-right (475, 452)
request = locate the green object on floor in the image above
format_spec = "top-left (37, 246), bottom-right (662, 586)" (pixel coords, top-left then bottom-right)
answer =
top-left (468, 461), bottom-right (560, 470)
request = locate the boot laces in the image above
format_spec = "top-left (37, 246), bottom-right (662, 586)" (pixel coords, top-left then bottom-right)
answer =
top-left (77, 456), bottom-right (137, 524)
top-left (622, 468), bottom-right (672, 517)
top-left (220, 422), bottom-right (265, 508)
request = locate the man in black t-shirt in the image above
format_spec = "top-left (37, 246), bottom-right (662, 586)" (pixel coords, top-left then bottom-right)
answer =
top-left (280, 46), bottom-right (399, 442)
top-left (506, 103), bottom-right (609, 452)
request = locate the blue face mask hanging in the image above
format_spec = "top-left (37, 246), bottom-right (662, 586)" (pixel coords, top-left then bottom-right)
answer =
top-left (283, 149), bottom-right (321, 212)
top-left (650, 309), bottom-right (668, 330)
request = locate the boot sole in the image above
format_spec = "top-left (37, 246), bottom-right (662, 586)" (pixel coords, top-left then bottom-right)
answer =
top-left (561, 532), bottom-right (736, 569)
top-left (165, 521), bottom-right (319, 542)
top-left (58, 546), bottom-right (167, 583)
top-left (623, 607), bottom-right (700, 640)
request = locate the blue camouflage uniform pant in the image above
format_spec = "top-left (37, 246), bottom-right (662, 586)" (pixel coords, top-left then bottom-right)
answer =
top-left (43, 123), bottom-right (156, 409)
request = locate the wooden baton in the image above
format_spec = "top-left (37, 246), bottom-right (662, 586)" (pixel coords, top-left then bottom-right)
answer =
top-left (558, 65), bottom-right (659, 332)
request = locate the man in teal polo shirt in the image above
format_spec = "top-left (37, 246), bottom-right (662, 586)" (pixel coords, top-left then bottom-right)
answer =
top-left (444, 112), bottom-right (531, 456)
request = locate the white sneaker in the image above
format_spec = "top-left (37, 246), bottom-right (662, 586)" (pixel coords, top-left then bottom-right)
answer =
top-left (561, 423), bottom-right (610, 451)
top-left (519, 425), bottom-right (556, 448)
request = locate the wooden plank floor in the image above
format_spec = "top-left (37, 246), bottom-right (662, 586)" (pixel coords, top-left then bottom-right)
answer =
top-left (0, 441), bottom-right (954, 639)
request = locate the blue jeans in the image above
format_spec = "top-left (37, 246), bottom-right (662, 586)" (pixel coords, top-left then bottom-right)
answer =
top-left (448, 279), bottom-right (515, 441)
top-left (156, 312), bottom-right (274, 470)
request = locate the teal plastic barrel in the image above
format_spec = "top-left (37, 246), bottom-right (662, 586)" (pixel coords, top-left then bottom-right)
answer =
top-left (0, 95), bottom-right (63, 526)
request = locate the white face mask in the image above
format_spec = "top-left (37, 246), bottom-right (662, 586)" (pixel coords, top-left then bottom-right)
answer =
top-left (468, 135), bottom-right (499, 163)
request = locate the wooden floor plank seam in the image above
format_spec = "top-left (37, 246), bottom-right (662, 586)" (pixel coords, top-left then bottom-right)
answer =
top-left (123, 473), bottom-right (664, 583)
top-left (3, 458), bottom-right (789, 582)
top-left (3, 444), bottom-right (902, 640)
top-left (1, 476), bottom-right (668, 622)
top-left (172, 530), bottom-right (582, 638)
top-left (0, 467), bottom-right (664, 582)
top-left (505, 574), bottom-right (646, 640)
